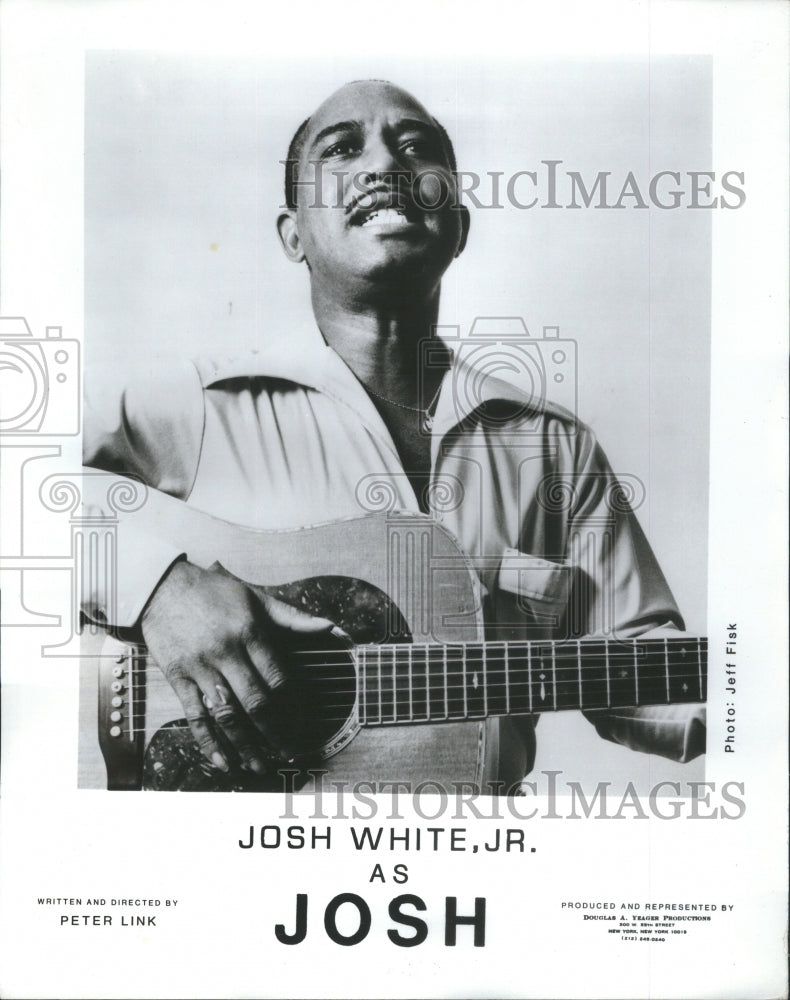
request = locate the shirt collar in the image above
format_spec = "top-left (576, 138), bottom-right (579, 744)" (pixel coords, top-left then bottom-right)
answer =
top-left (196, 333), bottom-right (400, 459)
top-left (196, 325), bottom-right (550, 432)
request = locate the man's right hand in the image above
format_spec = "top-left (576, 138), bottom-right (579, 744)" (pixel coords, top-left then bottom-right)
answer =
top-left (140, 559), bottom-right (333, 774)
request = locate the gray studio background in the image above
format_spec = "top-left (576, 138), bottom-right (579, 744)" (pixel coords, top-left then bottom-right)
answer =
top-left (85, 53), bottom-right (710, 787)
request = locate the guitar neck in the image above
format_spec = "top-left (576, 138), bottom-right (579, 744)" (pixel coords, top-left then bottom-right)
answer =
top-left (355, 636), bottom-right (707, 726)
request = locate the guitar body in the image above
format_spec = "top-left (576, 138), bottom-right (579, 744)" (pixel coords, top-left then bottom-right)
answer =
top-left (80, 507), bottom-right (500, 792)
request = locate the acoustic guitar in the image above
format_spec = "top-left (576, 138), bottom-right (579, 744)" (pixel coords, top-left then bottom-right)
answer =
top-left (79, 496), bottom-right (706, 792)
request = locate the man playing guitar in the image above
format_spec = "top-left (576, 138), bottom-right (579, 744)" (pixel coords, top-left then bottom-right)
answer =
top-left (83, 80), bottom-right (705, 791)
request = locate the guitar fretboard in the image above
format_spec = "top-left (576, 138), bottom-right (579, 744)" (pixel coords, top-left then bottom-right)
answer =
top-left (355, 637), bottom-right (706, 726)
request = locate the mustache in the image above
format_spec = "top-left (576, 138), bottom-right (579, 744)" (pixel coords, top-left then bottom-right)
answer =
top-left (345, 180), bottom-right (416, 217)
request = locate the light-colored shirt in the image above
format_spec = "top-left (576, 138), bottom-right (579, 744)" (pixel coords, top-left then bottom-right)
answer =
top-left (83, 329), bottom-right (705, 786)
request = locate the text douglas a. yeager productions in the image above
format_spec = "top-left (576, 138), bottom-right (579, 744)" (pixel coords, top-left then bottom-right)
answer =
top-left (277, 770), bottom-right (746, 821)
top-left (284, 160), bottom-right (746, 211)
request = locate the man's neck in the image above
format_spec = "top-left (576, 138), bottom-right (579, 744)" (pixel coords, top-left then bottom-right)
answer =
top-left (311, 281), bottom-right (448, 408)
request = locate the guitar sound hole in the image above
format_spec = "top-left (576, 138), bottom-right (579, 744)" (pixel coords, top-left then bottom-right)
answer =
top-left (278, 629), bottom-right (358, 761)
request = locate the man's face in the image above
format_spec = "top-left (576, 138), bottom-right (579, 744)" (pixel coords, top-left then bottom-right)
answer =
top-left (279, 81), bottom-right (468, 294)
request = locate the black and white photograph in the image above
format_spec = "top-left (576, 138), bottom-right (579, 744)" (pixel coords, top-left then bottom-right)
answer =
top-left (78, 52), bottom-right (711, 796)
top-left (0, 2), bottom-right (786, 999)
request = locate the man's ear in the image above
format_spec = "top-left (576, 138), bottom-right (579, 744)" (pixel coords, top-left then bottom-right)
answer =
top-left (455, 205), bottom-right (470, 258)
top-left (277, 210), bottom-right (305, 263)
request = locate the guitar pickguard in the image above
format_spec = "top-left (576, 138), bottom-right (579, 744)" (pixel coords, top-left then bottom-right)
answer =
top-left (143, 723), bottom-right (284, 791)
top-left (262, 574), bottom-right (412, 645)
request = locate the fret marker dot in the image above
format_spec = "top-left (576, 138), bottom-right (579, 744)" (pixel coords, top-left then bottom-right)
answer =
top-left (682, 682), bottom-right (688, 693)
top-left (620, 669), bottom-right (628, 678)
top-left (472, 673), bottom-right (479, 690)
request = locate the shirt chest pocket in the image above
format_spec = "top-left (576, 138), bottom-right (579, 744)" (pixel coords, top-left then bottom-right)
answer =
top-left (490, 548), bottom-right (571, 640)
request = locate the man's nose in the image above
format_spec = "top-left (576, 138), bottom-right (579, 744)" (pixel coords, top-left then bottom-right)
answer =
top-left (356, 135), bottom-right (404, 185)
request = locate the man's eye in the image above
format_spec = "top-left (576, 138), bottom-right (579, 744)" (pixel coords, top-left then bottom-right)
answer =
top-left (323, 140), bottom-right (359, 158)
top-left (400, 136), bottom-right (441, 160)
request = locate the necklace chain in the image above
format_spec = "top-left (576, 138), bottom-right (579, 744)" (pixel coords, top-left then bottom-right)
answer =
top-left (365, 383), bottom-right (441, 413)
top-left (365, 380), bottom-right (443, 431)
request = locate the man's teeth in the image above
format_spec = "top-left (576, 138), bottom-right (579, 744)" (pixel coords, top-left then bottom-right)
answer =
top-left (362, 208), bottom-right (407, 226)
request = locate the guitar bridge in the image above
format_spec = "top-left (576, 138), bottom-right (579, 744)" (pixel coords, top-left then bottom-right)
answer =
top-left (97, 644), bottom-right (145, 790)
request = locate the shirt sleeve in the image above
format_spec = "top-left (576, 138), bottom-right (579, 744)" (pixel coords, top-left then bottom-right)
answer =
top-left (81, 360), bottom-right (206, 628)
top-left (565, 428), bottom-right (706, 762)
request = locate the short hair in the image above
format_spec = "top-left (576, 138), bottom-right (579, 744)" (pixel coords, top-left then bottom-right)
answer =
top-left (283, 110), bottom-right (458, 210)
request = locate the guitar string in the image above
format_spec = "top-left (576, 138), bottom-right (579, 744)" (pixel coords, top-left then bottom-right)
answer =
top-left (127, 649), bottom-right (707, 668)
top-left (124, 647), bottom-right (707, 668)
top-left (120, 666), bottom-right (708, 688)
top-left (116, 673), bottom-right (706, 718)
top-left (126, 669), bottom-right (707, 686)
top-left (120, 699), bottom-right (709, 735)
top-left (124, 671), bottom-right (707, 691)
top-left (124, 663), bottom-right (707, 684)
top-left (121, 697), bottom-right (706, 724)
top-left (119, 674), bottom-right (707, 711)
top-left (116, 637), bottom-right (707, 659)
top-left (125, 653), bottom-right (707, 675)
top-left (122, 698), bottom-right (707, 720)
top-left (121, 703), bottom-right (707, 725)
top-left (114, 639), bottom-right (706, 661)
top-left (124, 639), bottom-right (707, 668)
top-left (119, 665), bottom-right (710, 691)
top-left (124, 661), bottom-right (707, 682)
